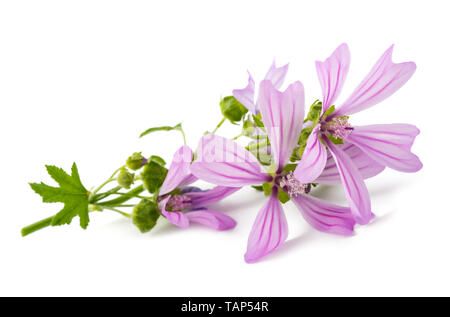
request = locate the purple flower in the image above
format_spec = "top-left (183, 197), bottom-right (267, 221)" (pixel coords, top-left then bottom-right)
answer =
top-left (191, 80), bottom-right (355, 263)
top-left (232, 61), bottom-right (289, 114)
top-left (294, 43), bottom-right (422, 225)
top-left (158, 145), bottom-right (239, 230)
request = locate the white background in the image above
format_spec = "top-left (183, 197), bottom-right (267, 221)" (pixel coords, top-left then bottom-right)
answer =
top-left (0, 0), bottom-right (449, 296)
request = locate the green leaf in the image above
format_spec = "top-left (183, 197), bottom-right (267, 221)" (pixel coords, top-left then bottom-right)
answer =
top-left (149, 155), bottom-right (166, 166)
top-left (220, 96), bottom-right (248, 123)
top-left (141, 161), bottom-right (168, 193)
top-left (29, 163), bottom-right (90, 229)
top-left (132, 199), bottom-right (160, 233)
top-left (139, 123), bottom-right (182, 138)
top-left (277, 189), bottom-right (290, 204)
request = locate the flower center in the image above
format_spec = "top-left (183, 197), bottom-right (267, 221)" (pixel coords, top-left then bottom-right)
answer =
top-left (322, 116), bottom-right (353, 140)
top-left (166, 194), bottom-right (192, 211)
top-left (277, 172), bottom-right (310, 197)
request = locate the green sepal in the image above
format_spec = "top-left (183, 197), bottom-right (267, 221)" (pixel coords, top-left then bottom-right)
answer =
top-left (322, 104), bottom-right (336, 119)
top-left (29, 163), bottom-right (90, 229)
top-left (283, 163), bottom-right (297, 173)
top-left (277, 189), bottom-right (290, 204)
top-left (220, 96), bottom-right (248, 123)
top-left (117, 168), bottom-right (134, 189)
top-left (252, 185), bottom-right (264, 192)
top-left (242, 117), bottom-right (255, 137)
top-left (132, 199), bottom-right (160, 233)
top-left (292, 125), bottom-right (314, 161)
top-left (262, 182), bottom-right (272, 196)
top-left (252, 114), bottom-right (265, 128)
top-left (246, 136), bottom-right (272, 166)
top-left (149, 155), bottom-right (166, 166)
top-left (305, 100), bottom-right (323, 123)
top-left (141, 161), bottom-right (168, 193)
top-left (126, 152), bottom-right (146, 170)
top-left (327, 134), bottom-right (344, 145)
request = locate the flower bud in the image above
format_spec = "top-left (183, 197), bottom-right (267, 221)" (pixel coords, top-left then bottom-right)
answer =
top-left (141, 161), bottom-right (168, 193)
top-left (126, 152), bottom-right (147, 171)
top-left (220, 96), bottom-right (248, 123)
top-left (117, 168), bottom-right (134, 189)
top-left (132, 199), bottom-right (160, 233)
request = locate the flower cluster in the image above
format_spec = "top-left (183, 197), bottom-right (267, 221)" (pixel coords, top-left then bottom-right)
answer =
top-left (23, 43), bottom-right (422, 263)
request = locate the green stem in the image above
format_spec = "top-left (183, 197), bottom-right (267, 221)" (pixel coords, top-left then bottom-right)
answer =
top-left (109, 192), bottom-right (152, 200)
top-left (21, 216), bottom-right (53, 237)
top-left (96, 185), bottom-right (145, 207)
top-left (179, 127), bottom-right (187, 145)
top-left (90, 186), bottom-right (122, 203)
top-left (212, 117), bottom-right (226, 134)
top-left (101, 206), bottom-right (131, 218)
top-left (91, 166), bottom-right (123, 197)
top-left (232, 132), bottom-right (244, 140)
top-left (246, 139), bottom-right (269, 151)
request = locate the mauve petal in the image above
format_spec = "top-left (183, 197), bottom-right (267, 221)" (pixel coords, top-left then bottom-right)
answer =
top-left (244, 190), bottom-right (288, 263)
top-left (186, 186), bottom-right (241, 209)
top-left (258, 80), bottom-right (305, 170)
top-left (232, 71), bottom-right (256, 114)
top-left (160, 196), bottom-right (190, 229)
top-left (346, 124), bottom-right (422, 172)
top-left (326, 139), bottom-right (374, 225)
top-left (292, 193), bottom-right (355, 235)
top-left (264, 60), bottom-right (289, 89)
top-left (159, 145), bottom-right (196, 196)
top-left (334, 45), bottom-right (416, 116)
top-left (293, 125), bottom-right (327, 183)
top-left (185, 209), bottom-right (237, 230)
top-left (316, 43), bottom-right (350, 112)
top-left (315, 143), bottom-right (385, 184)
top-left (191, 134), bottom-right (269, 187)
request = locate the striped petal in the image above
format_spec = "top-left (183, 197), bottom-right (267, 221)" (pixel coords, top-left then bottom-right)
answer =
top-left (346, 124), bottom-right (422, 172)
top-left (315, 143), bottom-right (385, 184)
top-left (326, 139), bottom-right (374, 225)
top-left (159, 145), bottom-right (196, 196)
top-left (316, 43), bottom-right (350, 112)
top-left (334, 45), bottom-right (416, 116)
top-left (293, 125), bottom-right (327, 184)
top-left (160, 196), bottom-right (190, 229)
top-left (232, 71), bottom-right (256, 114)
top-left (292, 194), bottom-right (355, 235)
top-left (258, 80), bottom-right (305, 170)
top-left (245, 189), bottom-right (288, 263)
top-left (185, 209), bottom-right (237, 230)
top-left (186, 186), bottom-right (241, 209)
top-left (264, 60), bottom-right (289, 89)
top-left (191, 134), bottom-right (270, 187)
